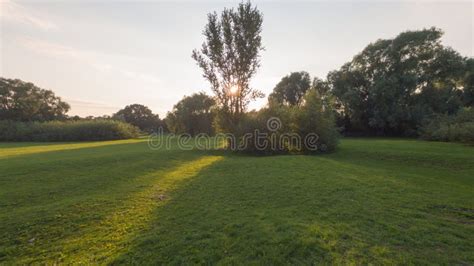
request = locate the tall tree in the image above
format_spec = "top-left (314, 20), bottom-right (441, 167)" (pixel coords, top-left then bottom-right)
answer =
top-left (192, 1), bottom-right (264, 130)
top-left (0, 78), bottom-right (70, 121)
top-left (113, 104), bottom-right (161, 132)
top-left (165, 92), bottom-right (216, 136)
top-left (328, 27), bottom-right (467, 135)
top-left (269, 71), bottom-right (311, 106)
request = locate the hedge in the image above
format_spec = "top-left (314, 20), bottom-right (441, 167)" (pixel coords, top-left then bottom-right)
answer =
top-left (0, 120), bottom-right (140, 141)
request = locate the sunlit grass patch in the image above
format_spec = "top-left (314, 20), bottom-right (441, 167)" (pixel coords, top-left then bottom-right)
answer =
top-left (0, 139), bottom-right (145, 159)
top-left (54, 156), bottom-right (222, 264)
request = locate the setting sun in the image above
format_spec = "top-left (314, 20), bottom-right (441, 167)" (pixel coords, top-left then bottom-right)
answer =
top-left (229, 85), bottom-right (239, 95)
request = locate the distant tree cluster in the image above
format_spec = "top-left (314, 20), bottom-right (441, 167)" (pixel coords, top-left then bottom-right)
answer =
top-left (0, 78), bottom-right (70, 121)
top-left (112, 104), bottom-right (163, 133)
top-left (0, 78), bottom-right (163, 140)
top-left (165, 92), bottom-right (215, 136)
top-left (269, 71), bottom-right (312, 106)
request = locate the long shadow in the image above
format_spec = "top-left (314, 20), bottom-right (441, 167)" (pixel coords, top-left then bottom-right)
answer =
top-left (0, 142), bottom-right (221, 263)
top-left (109, 154), bottom-right (405, 264)
top-left (40, 155), bottom-right (224, 264)
top-left (108, 156), bottom-right (336, 264)
top-left (109, 150), bottom-right (474, 264)
top-left (0, 141), bottom-right (199, 206)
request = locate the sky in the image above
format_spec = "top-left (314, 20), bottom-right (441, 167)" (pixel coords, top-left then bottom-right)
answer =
top-left (1, 0), bottom-right (473, 118)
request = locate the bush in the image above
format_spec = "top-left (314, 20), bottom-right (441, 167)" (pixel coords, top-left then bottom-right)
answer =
top-left (232, 107), bottom-right (293, 155)
top-left (0, 120), bottom-right (140, 141)
top-left (419, 108), bottom-right (474, 143)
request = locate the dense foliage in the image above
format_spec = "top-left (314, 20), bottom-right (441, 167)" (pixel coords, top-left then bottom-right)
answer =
top-left (165, 93), bottom-right (215, 136)
top-left (0, 78), bottom-right (70, 121)
top-left (0, 120), bottom-right (140, 141)
top-left (269, 71), bottom-right (311, 106)
top-left (462, 58), bottom-right (474, 106)
top-left (327, 28), bottom-right (472, 136)
top-left (234, 89), bottom-right (339, 154)
top-left (113, 104), bottom-right (162, 133)
top-left (419, 107), bottom-right (474, 143)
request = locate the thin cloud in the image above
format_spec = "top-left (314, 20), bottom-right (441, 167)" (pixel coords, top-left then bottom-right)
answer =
top-left (66, 99), bottom-right (119, 109)
top-left (20, 37), bottom-right (79, 58)
top-left (19, 36), bottom-right (162, 86)
top-left (0, 0), bottom-right (58, 31)
top-left (65, 98), bottom-right (121, 117)
top-left (121, 70), bottom-right (161, 85)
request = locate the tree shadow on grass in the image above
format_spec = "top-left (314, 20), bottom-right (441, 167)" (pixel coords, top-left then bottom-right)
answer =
top-left (109, 154), bottom-right (412, 264)
top-left (0, 141), bottom-right (204, 208)
top-left (110, 151), bottom-right (474, 265)
top-left (31, 155), bottom-right (225, 265)
top-left (108, 155), bottom-right (343, 264)
top-left (0, 142), bottom-right (222, 264)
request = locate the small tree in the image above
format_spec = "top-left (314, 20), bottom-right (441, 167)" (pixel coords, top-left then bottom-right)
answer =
top-left (165, 92), bottom-right (216, 136)
top-left (192, 1), bottom-right (264, 131)
top-left (113, 104), bottom-right (161, 133)
top-left (269, 71), bottom-right (311, 106)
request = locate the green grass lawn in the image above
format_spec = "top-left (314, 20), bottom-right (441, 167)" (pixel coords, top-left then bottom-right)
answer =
top-left (0, 138), bottom-right (473, 264)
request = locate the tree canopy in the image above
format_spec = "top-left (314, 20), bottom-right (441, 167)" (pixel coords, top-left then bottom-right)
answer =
top-left (113, 104), bottom-right (161, 133)
top-left (269, 71), bottom-right (311, 106)
top-left (0, 78), bottom-right (70, 122)
top-left (327, 27), bottom-right (470, 135)
top-left (165, 92), bottom-right (215, 136)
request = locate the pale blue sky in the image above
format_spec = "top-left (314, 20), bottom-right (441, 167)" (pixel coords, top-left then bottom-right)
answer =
top-left (1, 0), bottom-right (473, 117)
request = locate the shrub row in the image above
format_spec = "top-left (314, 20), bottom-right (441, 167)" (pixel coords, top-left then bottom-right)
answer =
top-left (419, 108), bottom-right (474, 143)
top-left (0, 120), bottom-right (140, 141)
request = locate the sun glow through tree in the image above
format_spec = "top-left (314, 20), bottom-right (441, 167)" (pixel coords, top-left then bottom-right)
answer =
top-left (229, 85), bottom-right (239, 96)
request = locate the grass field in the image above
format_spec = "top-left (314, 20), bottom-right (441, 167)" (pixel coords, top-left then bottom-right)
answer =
top-left (0, 138), bottom-right (473, 264)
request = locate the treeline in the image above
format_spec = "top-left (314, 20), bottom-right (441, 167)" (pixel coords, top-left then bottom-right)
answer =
top-left (255, 28), bottom-right (473, 141)
top-left (0, 78), bottom-right (163, 141)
